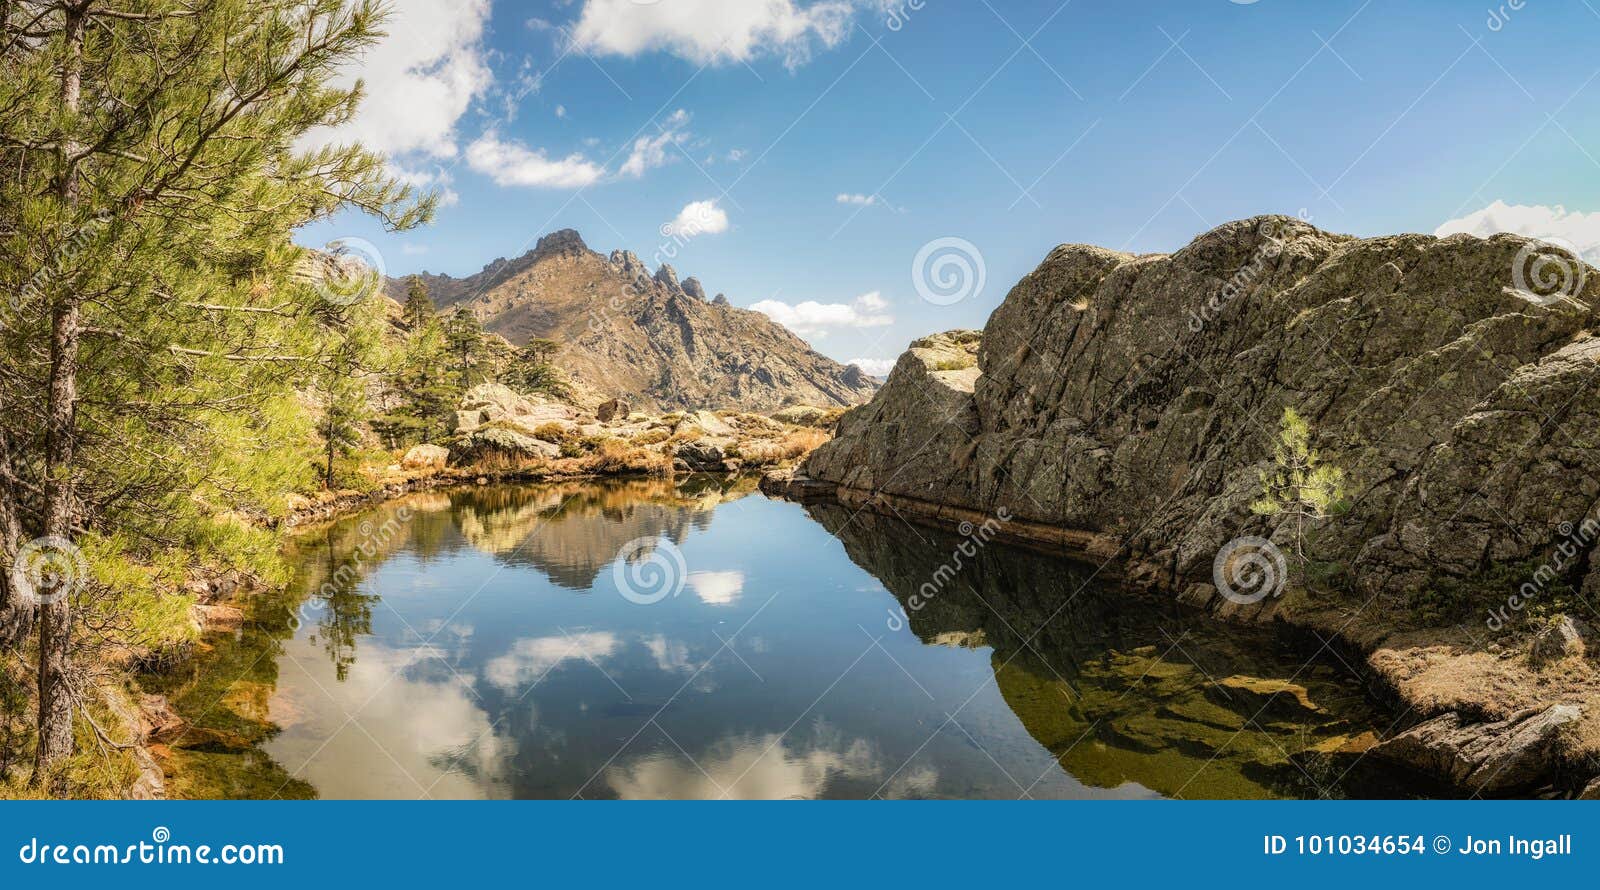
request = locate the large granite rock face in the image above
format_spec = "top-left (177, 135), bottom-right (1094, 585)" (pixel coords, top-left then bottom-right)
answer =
top-left (384, 230), bottom-right (876, 413)
top-left (807, 331), bottom-right (983, 507)
top-left (804, 216), bottom-right (1600, 609)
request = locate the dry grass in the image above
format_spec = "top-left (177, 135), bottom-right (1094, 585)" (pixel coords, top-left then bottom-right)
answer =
top-left (632, 428), bottom-right (671, 446)
top-left (736, 428), bottom-right (830, 466)
top-left (531, 422), bottom-right (573, 442)
top-left (584, 439), bottom-right (672, 476)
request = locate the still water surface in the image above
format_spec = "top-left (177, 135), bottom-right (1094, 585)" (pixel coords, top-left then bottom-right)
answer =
top-left (154, 478), bottom-right (1416, 799)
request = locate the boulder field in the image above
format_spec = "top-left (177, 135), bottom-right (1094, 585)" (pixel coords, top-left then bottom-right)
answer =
top-left (772, 215), bottom-right (1600, 796)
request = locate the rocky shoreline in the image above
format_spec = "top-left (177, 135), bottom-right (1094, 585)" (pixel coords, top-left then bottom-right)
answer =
top-left (762, 469), bottom-right (1598, 798)
top-left (771, 215), bottom-right (1600, 798)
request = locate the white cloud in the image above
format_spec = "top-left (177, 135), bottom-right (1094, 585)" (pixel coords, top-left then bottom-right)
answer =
top-left (300, 0), bottom-right (493, 160)
top-left (555, 104), bottom-right (567, 119)
top-left (484, 632), bottom-right (619, 692)
top-left (662, 200), bottom-right (730, 238)
top-left (466, 132), bottom-right (605, 189)
top-left (571, 0), bottom-right (856, 68)
top-left (846, 358), bottom-right (895, 378)
top-left (750, 291), bottom-right (892, 337)
top-left (726, 148), bottom-right (747, 163)
top-left (268, 639), bottom-right (513, 799)
top-left (605, 726), bottom-right (881, 799)
top-left (1436, 200), bottom-right (1600, 264)
top-left (836, 191), bottom-right (904, 213)
top-left (390, 163), bottom-right (459, 206)
top-left (401, 243), bottom-right (430, 256)
top-left (643, 634), bottom-right (694, 673)
top-left (687, 571), bottom-right (744, 606)
top-left (621, 109), bottom-right (692, 178)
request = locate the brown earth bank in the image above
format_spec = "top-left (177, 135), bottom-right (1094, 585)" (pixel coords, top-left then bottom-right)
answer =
top-left (767, 215), bottom-right (1600, 798)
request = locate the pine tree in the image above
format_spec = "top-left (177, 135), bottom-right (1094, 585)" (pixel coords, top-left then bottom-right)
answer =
top-left (0, 0), bottom-right (433, 786)
top-left (503, 339), bottom-right (573, 400)
top-left (443, 308), bottom-right (486, 388)
top-left (402, 275), bottom-right (434, 329)
top-left (313, 298), bottom-right (386, 488)
top-left (374, 318), bottom-right (458, 445)
top-left (1251, 408), bottom-right (1347, 566)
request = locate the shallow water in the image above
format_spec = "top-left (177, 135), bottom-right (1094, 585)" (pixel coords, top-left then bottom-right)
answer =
top-left (152, 477), bottom-right (1424, 799)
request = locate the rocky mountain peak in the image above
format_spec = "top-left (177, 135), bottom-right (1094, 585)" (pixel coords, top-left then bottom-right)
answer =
top-left (384, 228), bottom-right (879, 413)
top-left (535, 228), bottom-right (590, 257)
top-left (609, 249), bottom-right (649, 285)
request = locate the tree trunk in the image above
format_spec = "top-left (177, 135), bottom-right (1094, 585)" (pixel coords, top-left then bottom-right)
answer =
top-left (34, 0), bottom-right (87, 787)
top-left (0, 421), bottom-right (30, 648)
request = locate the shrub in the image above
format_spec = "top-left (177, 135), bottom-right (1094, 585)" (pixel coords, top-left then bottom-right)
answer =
top-left (632, 428), bottom-right (671, 446)
top-left (736, 429), bottom-right (831, 466)
top-left (531, 422), bottom-right (572, 442)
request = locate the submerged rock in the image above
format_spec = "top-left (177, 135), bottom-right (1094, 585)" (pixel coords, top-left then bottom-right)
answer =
top-left (1372, 705), bottom-right (1581, 794)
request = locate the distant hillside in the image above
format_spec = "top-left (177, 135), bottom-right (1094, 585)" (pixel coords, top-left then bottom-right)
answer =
top-left (386, 230), bottom-right (877, 412)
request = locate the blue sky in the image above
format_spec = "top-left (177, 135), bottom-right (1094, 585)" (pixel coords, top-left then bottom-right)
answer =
top-left (300, 0), bottom-right (1600, 375)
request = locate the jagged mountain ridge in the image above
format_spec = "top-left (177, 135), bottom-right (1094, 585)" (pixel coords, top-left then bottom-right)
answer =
top-left (385, 230), bottom-right (877, 412)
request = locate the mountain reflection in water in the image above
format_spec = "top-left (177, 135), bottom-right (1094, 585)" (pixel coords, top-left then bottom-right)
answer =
top-left (148, 478), bottom-right (1422, 799)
